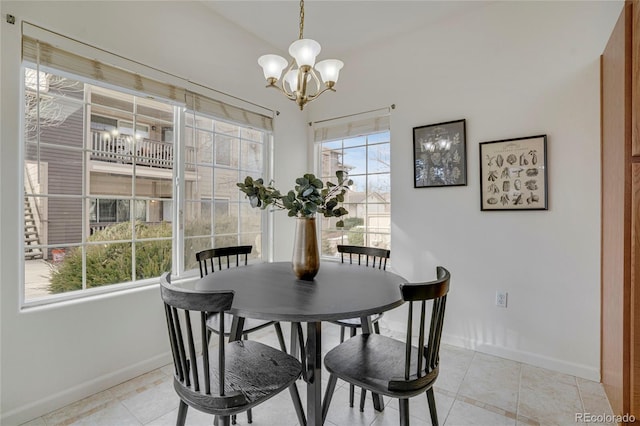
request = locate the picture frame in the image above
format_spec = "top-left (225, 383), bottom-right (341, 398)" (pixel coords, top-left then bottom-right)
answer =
top-left (413, 119), bottom-right (467, 188)
top-left (479, 135), bottom-right (548, 211)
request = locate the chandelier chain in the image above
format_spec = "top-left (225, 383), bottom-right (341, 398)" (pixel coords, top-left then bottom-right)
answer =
top-left (299, 0), bottom-right (305, 40)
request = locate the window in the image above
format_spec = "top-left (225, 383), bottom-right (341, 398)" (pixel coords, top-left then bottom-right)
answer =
top-left (314, 113), bottom-right (391, 258)
top-left (90, 199), bottom-right (147, 225)
top-left (21, 29), bottom-right (272, 304)
top-left (24, 73), bottom-right (175, 298)
top-left (182, 113), bottom-right (266, 270)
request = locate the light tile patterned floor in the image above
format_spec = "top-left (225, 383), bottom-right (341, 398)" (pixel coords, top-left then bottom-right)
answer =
top-left (19, 324), bottom-right (614, 426)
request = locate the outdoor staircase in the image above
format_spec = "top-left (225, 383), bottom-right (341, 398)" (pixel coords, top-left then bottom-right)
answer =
top-left (24, 196), bottom-right (43, 260)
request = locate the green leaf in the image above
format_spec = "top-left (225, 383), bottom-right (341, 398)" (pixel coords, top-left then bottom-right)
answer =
top-left (302, 187), bottom-right (314, 197)
top-left (336, 220), bottom-right (345, 228)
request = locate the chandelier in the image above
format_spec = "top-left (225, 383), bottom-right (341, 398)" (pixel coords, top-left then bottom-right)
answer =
top-left (258, 0), bottom-right (343, 110)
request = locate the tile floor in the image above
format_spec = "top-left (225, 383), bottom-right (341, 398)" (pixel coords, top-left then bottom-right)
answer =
top-left (19, 324), bottom-right (614, 426)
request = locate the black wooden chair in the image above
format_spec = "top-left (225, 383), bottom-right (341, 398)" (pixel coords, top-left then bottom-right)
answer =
top-left (160, 273), bottom-right (303, 426)
top-left (196, 245), bottom-right (288, 424)
top-left (197, 246), bottom-right (287, 351)
top-left (322, 266), bottom-right (451, 426)
top-left (330, 244), bottom-right (391, 409)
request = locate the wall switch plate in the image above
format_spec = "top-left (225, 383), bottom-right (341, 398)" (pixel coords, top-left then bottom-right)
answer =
top-left (496, 291), bottom-right (508, 308)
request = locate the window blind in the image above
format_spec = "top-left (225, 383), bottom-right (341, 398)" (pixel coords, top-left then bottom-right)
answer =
top-left (185, 91), bottom-right (273, 132)
top-left (312, 108), bottom-right (391, 142)
top-left (22, 36), bottom-right (186, 104)
top-left (22, 24), bottom-right (274, 131)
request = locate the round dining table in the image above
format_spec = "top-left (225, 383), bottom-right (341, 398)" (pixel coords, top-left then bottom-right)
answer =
top-left (193, 261), bottom-right (407, 426)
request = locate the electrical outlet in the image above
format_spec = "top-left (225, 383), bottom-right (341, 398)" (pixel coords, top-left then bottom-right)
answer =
top-left (495, 291), bottom-right (508, 308)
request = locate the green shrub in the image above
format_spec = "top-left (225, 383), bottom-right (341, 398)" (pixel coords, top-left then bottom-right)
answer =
top-left (183, 217), bottom-right (240, 270)
top-left (347, 230), bottom-right (365, 246)
top-left (342, 217), bottom-right (363, 230)
top-left (343, 218), bottom-right (365, 246)
top-left (49, 221), bottom-right (172, 294)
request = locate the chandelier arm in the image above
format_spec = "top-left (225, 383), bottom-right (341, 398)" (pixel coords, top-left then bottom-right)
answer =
top-left (307, 68), bottom-right (323, 97)
top-left (265, 83), bottom-right (297, 101)
top-left (306, 85), bottom-right (336, 102)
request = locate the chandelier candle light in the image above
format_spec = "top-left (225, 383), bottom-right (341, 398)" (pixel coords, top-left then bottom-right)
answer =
top-left (258, 0), bottom-right (344, 110)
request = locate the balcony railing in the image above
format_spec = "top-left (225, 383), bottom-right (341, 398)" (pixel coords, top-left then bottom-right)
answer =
top-left (91, 131), bottom-right (195, 170)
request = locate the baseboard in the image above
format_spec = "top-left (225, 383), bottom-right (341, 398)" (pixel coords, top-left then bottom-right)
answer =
top-left (1, 352), bottom-right (173, 426)
top-left (441, 332), bottom-right (600, 381)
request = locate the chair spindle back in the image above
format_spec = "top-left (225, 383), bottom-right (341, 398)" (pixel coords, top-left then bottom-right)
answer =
top-left (160, 273), bottom-right (243, 404)
top-left (196, 246), bottom-right (252, 278)
top-left (390, 266), bottom-right (450, 392)
top-left (337, 245), bottom-right (390, 270)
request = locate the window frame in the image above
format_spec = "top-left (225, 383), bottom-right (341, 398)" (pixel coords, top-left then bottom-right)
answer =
top-left (20, 62), bottom-right (273, 308)
top-left (314, 127), bottom-right (391, 260)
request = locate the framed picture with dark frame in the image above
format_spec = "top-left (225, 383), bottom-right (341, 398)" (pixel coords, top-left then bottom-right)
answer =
top-left (479, 134), bottom-right (548, 211)
top-left (413, 119), bottom-right (467, 188)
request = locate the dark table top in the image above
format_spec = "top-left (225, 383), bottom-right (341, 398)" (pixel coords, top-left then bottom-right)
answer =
top-left (191, 261), bottom-right (406, 322)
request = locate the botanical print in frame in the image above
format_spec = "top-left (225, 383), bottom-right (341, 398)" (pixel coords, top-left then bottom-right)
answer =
top-left (413, 119), bottom-right (467, 188)
top-left (479, 135), bottom-right (548, 211)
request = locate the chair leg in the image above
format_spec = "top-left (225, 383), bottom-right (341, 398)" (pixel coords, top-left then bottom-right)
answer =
top-left (373, 320), bottom-right (380, 334)
top-left (426, 388), bottom-right (439, 426)
top-left (177, 400), bottom-right (188, 426)
top-left (339, 325), bottom-right (345, 343)
top-left (219, 416), bottom-right (231, 426)
top-left (359, 389), bottom-right (366, 412)
top-left (288, 382), bottom-right (306, 426)
top-left (322, 374), bottom-right (339, 423)
top-left (399, 399), bottom-right (410, 426)
top-left (237, 332), bottom-right (252, 423)
top-left (349, 328), bottom-right (356, 407)
top-left (274, 322), bottom-right (288, 352)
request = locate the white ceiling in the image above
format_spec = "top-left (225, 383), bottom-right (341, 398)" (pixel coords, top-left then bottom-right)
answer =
top-left (201, 1), bottom-right (485, 58)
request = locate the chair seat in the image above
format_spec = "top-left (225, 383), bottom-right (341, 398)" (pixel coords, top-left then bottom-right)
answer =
top-left (206, 312), bottom-right (276, 335)
top-left (330, 313), bottom-right (383, 328)
top-left (324, 334), bottom-right (436, 399)
top-left (175, 340), bottom-right (302, 416)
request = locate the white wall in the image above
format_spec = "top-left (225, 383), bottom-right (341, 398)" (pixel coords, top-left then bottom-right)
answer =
top-left (0, 2), bottom-right (304, 424)
top-left (308, 1), bottom-right (622, 380)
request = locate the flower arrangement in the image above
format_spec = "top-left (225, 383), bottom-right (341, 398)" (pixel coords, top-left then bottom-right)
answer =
top-left (237, 171), bottom-right (353, 227)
